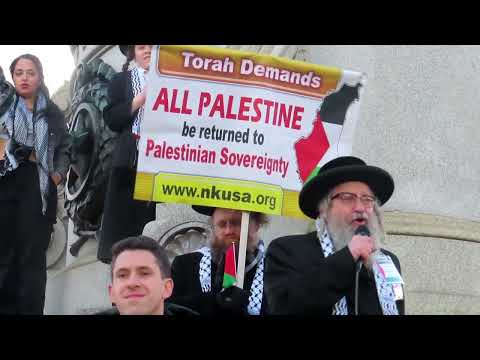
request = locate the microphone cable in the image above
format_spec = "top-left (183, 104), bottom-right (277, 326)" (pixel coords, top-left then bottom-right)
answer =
top-left (355, 261), bottom-right (362, 315)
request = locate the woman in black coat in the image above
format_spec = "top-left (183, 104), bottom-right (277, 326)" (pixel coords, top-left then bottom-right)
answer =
top-left (0, 54), bottom-right (71, 314)
top-left (98, 45), bottom-right (156, 263)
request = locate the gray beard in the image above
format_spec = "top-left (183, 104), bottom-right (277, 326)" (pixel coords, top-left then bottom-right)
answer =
top-left (326, 215), bottom-right (384, 270)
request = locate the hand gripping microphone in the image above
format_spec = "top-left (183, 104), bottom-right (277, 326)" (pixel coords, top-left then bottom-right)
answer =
top-left (354, 224), bottom-right (370, 315)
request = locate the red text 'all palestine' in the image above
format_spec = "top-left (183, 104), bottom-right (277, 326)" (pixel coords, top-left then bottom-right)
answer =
top-left (145, 139), bottom-right (289, 178)
top-left (152, 88), bottom-right (305, 130)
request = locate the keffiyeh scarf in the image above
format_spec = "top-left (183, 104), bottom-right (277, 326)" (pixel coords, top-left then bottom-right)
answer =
top-left (196, 240), bottom-right (265, 315)
top-left (1, 93), bottom-right (50, 214)
top-left (315, 219), bottom-right (399, 315)
top-left (130, 66), bottom-right (146, 138)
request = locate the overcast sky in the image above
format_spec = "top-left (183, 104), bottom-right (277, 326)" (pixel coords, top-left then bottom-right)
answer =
top-left (0, 45), bottom-right (75, 94)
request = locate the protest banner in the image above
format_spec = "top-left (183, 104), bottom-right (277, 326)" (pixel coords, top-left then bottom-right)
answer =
top-left (134, 45), bottom-right (365, 220)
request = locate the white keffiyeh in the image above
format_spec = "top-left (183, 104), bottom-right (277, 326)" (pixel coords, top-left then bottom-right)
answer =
top-left (130, 66), bottom-right (146, 138)
top-left (196, 240), bottom-right (265, 315)
top-left (1, 94), bottom-right (50, 214)
top-left (315, 219), bottom-right (399, 315)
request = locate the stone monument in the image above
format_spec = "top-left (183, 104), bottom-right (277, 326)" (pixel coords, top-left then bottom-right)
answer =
top-left (45, 45), bottom-right (480, 314)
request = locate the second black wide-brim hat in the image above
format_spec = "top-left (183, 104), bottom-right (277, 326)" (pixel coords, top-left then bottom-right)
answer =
top-left (192, 205), bottom-right (216, 216)
top-left (299, 156), bottom-right (394, 219)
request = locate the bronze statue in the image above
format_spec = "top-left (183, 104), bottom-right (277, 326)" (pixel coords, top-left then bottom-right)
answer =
top-left (65, 58), bottom-right (118, 255)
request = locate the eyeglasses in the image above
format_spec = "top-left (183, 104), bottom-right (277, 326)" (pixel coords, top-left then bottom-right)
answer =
top-left (330, 192), bottom-right (376, 209)
top-left (213, 219), bottom-right (242, 231)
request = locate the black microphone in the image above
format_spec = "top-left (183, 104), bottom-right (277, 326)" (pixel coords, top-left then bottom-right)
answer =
top-left (354, 225), bottom-right (370, 270)
top-left (354, 224), bottom-right (370, 236)
top-left (354, 224), bottom-right (370, 315)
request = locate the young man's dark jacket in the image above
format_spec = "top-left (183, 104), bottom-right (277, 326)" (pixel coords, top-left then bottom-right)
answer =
top-left (264, 231), bottom-right (405, 315)
top-left (96, 302), bottom-right (199, 315)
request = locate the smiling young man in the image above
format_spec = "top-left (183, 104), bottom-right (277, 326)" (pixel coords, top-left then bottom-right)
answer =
top-left (264, 156), bottom-right (405, 315)
top-left (108, 236), bottom-right (172, 315)
top-left (107, 236), bottom-right (196, 315)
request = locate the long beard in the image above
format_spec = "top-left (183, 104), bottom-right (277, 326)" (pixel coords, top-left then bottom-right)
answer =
top-left (326, 213), bottom-right (384, 270)
top-left (210, 240), bottom-right (231, 265)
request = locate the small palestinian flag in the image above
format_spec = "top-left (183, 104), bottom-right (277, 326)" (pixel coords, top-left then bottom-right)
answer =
top-left (222, 242), bottom-right (237, 288)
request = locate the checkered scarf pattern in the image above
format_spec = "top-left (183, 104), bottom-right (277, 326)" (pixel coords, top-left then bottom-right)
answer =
top-left (130, 66), bottom-right (144, 138)
top-left (196, 240), bottom-right (265, 315)
top-left (197, 246), bottom-right (212, 292)
top-left (1, 93), bottom-right (50, 214)
top-left (247, 240), bottom-right (264, 315)
top-left (315, 219), bottom-right (399, 315)
top-left (372, 254), bottom-right (399, 315)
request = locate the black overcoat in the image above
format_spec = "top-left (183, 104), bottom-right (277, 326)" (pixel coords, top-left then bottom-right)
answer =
top-left (97, 70), bottom-right (155, 263)
top-left (264, 231), bottom-right (405, 315)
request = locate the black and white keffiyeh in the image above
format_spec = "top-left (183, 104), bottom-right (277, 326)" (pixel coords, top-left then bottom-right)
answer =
top-left (197, 246), bottom-right (213, 293)
top-left (247, 243), bottom-right (265, 315)
top-left (1, 93), bottom-right (50, 214)
top-left (315, 219), bottom-right (399, 315)
top-left (196, 240), bottom-right (265, 315)
top-left (130, 66), bottom-right (146, 137)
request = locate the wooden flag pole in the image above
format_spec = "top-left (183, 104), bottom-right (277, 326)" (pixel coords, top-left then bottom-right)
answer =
top-left (236, 211), bottom-right (250, 289)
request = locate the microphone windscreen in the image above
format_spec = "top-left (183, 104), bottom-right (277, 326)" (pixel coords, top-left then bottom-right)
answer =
top-left (354, 225), bottom-right (370, 237)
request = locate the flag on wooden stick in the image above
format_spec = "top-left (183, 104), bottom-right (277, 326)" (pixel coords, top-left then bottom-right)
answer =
top-left (222, 242), bottom-right (237, 288)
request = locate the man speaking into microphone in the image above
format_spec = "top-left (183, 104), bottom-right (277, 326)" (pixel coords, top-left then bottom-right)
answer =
top-left (264, 156), bottom-right (405, 315)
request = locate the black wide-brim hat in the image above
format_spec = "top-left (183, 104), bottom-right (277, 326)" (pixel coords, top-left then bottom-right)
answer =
top-left (299, 156), bottom-right (394, 219)
top-left (192, 205), bottom-right (216, 216)
top-left (118, 45), bottom-right (132, 57)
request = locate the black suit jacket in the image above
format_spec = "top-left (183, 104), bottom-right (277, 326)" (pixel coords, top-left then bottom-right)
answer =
top-left (103, 70), bottom-right (139, 169)
top-left (264, 231), bottom-right (405, 315)
top-left (169, 251), bottom-right (268, 315)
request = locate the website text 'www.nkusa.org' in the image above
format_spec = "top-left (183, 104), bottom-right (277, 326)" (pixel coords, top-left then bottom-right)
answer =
top-left (160, 182), bottom-right (279, 211)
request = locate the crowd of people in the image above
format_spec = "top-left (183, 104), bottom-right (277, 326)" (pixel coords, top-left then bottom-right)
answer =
top-left (0, 45), bottom-right (404, 315)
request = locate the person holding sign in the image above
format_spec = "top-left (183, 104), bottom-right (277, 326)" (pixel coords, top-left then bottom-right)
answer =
top-left (264, 156), bottom-right (405, 315)
top-left (98, 45), bottom-right (157, 264)
top-left (169, 206), bottom-right (269, 315)
top-left (0, 54), bottom-right (71, 314)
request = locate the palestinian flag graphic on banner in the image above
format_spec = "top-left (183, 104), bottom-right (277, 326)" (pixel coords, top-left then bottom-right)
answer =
top-left (222, 242), bottom-right (237, 288)
top-left (294, 83), bottom-right (362, 184)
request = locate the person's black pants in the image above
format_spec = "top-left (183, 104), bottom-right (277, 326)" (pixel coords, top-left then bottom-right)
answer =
top-left (98, 166), bottom-right (156, 264)
top-left (0, 162), bottom-right (56, 314)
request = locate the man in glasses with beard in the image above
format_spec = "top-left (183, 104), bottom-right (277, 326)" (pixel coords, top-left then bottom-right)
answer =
top-left (264, 156), bottom-right (405, 315)
top-left (169, 206), bottom-right (269, 315)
